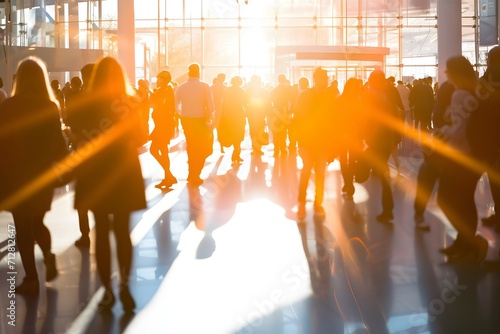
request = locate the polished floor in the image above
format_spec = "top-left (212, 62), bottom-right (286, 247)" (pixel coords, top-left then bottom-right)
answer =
top-left (1, 134), bottom-right (500, 334)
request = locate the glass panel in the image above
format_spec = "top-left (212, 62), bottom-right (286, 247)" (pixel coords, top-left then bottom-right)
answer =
top-left (203, 28), bottom-right (239, 66)
top-left (240, 28), bottom-right (275, 67)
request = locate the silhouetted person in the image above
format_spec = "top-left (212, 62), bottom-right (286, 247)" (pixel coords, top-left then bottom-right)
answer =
top-left (293, 68), bottom-right (337, 219)
top-left (413, 80), bottom-right (454, 229)
top-left (436, 56), bottom-right (487, 264)
top-left (0, 56), bottom-right (67, 295)
top-left (269, 73), bottom-right (292, 157)
top-left (336, 78), bottom-right (364, 199)
top-left (362, 70), bottom-right (398, 222)
top-left (218, 76), bottom-right (247, 165)
top-left (211, 73), bottom-right (227, 153)
top-left (50, 79), bottom-right (65, 112)
top-left (65, 63), bottom-right (95, 248)
top-left (150, 70), bottom-right (177, 189)
top-left (175, 63), bottom-right (215, 186)
top-left (246, 75), bottom-right (270, 156)
top-left (396, 80), bottom-right (411, 128)
top-left (410, 77), bottom-right (434, 135)
top-left (289, 77), bottom-right (310, 154)
top-left (72, 57), bottom-right (146, 312)
top-left (478, 46), bottom-right (500, 233)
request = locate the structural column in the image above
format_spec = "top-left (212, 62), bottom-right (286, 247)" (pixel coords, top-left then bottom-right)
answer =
top-left (437, 0), bottom-right (462, 84)
top-left (118, 0), bottom-right (136, 85)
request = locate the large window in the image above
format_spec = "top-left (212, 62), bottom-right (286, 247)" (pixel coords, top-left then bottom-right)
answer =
top-left (0, 0), bottom-right (495, 87)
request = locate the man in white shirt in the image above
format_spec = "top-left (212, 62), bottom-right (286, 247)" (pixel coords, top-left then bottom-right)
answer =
top-left (175, 63), bottom-right (215, 186)
top-left (396, 80), bottom-right (411, 127)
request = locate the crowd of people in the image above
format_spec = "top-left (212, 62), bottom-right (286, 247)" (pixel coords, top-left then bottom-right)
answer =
top-left (1, 47), bottom-right (500, 314)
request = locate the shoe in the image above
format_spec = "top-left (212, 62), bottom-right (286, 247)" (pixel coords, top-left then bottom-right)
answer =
top-left (439, 243), bottom-right (461, 255)
top-left (75, 236), bottom-right (90, 248)
top-left (44, 253), bottom-right (58, 282)
top-left (154, 177), bottom-right (177, 189)
top-left (482, 214), bottom-right (498, 227)
top-left (376, 212), bottom-right (394, 222)
top-left (297, 206), bottom-right (306, 220)
top-left (16, 279), bottom-right (40, 295)
top-left (119, 287), bottom-right (136, 313)
top-left (98, 289), bottom-right (115, 312)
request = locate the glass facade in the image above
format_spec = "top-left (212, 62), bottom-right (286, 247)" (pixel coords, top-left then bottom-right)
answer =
top-left (0, 0), bottom-right (497, 87)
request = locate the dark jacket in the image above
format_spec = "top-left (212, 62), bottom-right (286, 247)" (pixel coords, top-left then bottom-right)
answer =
top-left (72, 95), bottom-right (146, 213)
top-left (0, 96), bottom-right (67, 213)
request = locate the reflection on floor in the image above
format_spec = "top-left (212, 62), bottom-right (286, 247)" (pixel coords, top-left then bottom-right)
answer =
top-left (1, 137), bottom-right (500, 334)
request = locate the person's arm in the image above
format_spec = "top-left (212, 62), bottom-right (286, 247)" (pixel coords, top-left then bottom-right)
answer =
top-left (205, 83), bottom-right (215, 124)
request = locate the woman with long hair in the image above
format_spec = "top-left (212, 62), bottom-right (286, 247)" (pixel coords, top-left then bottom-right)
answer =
top-left (0, 56), bottom-right (67, 295)
top-left (72, 57), bottom-right (146, 312)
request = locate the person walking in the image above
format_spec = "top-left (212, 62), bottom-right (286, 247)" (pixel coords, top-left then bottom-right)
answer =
top-left (150, 70), bottom-right (177, 189)
top-left (0, 56), bottom-right (68, 295)
top-left (218, 76), bottom-right (248, 165)
top-left (72, 57), bottom-right (146, 312)
top-left (175, 63), bottom-right (215, 187)
top-left (292, 68), bottom-right (337, 219)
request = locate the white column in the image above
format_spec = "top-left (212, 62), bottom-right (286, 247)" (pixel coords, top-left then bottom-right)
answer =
top-left (437, 0), bottom-right (462, 84)
top-left (118, 0), bottom-right (136, 85)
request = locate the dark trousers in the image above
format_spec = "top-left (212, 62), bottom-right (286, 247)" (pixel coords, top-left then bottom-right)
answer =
top-left (437, 157), bottom-right (482, 251)
top-left (368, 145), bottom-right (394, 213)
top-left (414, 153), bottom-right (441, 216)
top-left (93, 211), bottom-right (132, 289)
top-left (13, 211), bottom-right (52, 281)
top-left (181, 117), bottom-right (213, 182)
top-left (78, 209), bottom-right (90, 237)
top-left (298, 148), bottom-right (328, 208)
top-left (339, 146), bottom-right (355, 196)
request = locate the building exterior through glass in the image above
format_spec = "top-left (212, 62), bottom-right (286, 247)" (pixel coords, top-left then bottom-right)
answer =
top-left (0, 0), bottom-right (498, 90)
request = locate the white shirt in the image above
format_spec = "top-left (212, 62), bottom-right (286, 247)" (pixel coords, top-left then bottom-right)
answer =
top-left (175, 77), bottom-right (215, 119)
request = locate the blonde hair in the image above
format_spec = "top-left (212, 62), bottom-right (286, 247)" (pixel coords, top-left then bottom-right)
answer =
top-left (12, 56), bottom-right (57, 102)
top-left (88, 57), bottom-right (134, 97)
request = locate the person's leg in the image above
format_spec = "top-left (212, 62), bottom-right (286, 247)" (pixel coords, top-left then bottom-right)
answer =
top-left (12, 211), bottom-right (39, 291)
top-left (93, 211), bottom-right (115, 310)
top-left (75, 209), bottom-right (90, 246)
top-left (298, 148), bottom-right (313, 218)
top-left (232, 142), bottom-right (242, 163)
top-left (313, 155), bottom-right (328, 213)
top-left (438, 165), bottom-right (484, 262)
top-left (380, 161), bottom-right (394, 217)
top-left (113, 211), bottom-right (135, 311)
top-left (339, 147), bottom-right (354, 196)
top-left (372, 147), bottom-right (394, 221)
top-left (414, 156), bottom-right (440, 218)
top-left (32, 212), bottom-right (58, 281)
